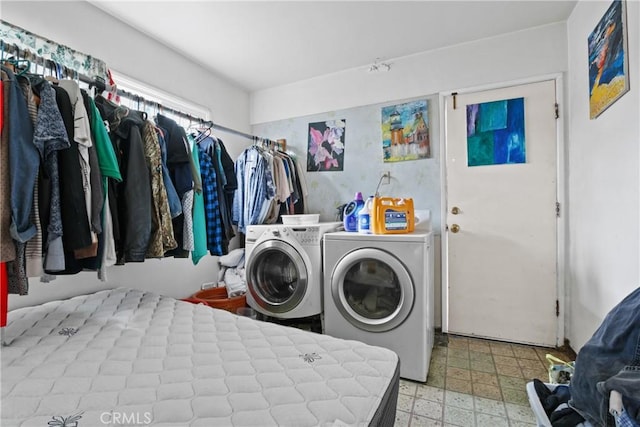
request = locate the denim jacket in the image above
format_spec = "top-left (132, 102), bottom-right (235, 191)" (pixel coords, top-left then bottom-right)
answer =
top-left (570, 287), bottom-right (640, 426)
top-left (2, 66), bottom-right (39, 243)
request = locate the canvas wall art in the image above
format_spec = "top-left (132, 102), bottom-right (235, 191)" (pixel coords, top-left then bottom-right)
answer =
top-left (588, 0), bottom-right (629, 119)
top-left (466, 97), bottom-right (526, 167)
top-left (381, 100), bottom-right (430, 162)
top-left (307, 120), bottom-right (345, 172)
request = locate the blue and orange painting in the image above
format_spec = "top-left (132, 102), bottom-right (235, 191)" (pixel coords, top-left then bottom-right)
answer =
top-left (466, 97), bottom-right (525, 167)
top-left (381, 100), bottom-right (430, 162)
top-left (588, 0), bottom-right (629, 119)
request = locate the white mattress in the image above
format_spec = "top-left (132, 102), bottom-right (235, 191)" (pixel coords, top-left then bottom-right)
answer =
top-left (1, 288), bottom-right (399, 426)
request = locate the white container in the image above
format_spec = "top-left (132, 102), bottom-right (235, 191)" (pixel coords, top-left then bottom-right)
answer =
top-left (525, 381), bottom-right (591, 427)
top-left (357, 197), bottom-right (374, 234)
top-left (526, 381), bottom-right (555, 427)
top-left (281, 214), bottom-right (320, 225)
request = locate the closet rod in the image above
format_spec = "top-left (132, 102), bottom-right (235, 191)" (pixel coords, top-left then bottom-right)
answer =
top-left (112, 89), bottom-right (277, 146)
top-left (1, 40), bottom-right (279, 148)
top-left (209, 122), bottom-right (278, 146)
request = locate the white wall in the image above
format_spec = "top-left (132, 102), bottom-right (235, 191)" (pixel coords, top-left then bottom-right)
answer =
top-left (251, 23), bottom-right (569, 330)
top-left (3, 1), bottom-right (251, 309)
top-left (565, 0), bottom-right (639, 351)
top-left (251, 22), bottom-right (568, 125)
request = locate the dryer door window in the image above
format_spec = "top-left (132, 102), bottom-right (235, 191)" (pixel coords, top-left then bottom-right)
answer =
top-left (331, 248), bottom-right (414, 332)
top-left (247, 240), bottom-right (308, 314)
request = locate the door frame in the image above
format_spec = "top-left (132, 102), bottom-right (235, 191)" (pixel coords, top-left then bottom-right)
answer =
top-left (438, 73), bottom-right (566, 347)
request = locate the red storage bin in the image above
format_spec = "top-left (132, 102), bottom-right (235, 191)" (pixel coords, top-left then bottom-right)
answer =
top-left (183, 287), bottom-right (246, 313)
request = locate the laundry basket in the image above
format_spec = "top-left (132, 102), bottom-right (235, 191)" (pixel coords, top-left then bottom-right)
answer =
top-left (526, 382), bottom-right (592, 427)
top-left (184, 287), bottom-right (247, 313)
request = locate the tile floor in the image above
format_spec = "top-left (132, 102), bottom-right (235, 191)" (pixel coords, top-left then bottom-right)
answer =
top-left (394, 334), bottom-right (576, 426)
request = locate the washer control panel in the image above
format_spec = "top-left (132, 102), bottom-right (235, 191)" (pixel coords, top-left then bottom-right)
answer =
top-left (289, 226), bottom-right (320, 245)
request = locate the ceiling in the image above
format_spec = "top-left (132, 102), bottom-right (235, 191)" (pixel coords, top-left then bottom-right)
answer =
top-left (91, 1), bottom-right (577, 93)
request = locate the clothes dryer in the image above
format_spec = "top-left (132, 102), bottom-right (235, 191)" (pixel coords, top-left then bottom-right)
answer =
top-left (245, 222), bottom-right (342, 319)
top-left (323, 231), bottom-right (434, 382)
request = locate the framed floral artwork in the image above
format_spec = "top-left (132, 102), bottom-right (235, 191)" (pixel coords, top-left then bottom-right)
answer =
top-left (307, 120), bottom-right (345, 172)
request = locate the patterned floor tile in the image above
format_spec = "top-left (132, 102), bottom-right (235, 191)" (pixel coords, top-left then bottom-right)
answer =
top-left (400, 334), bottom-right (569, 427)
top-left (505, 403), bottom-right (537, 423)
top-left (501, 387), bottom-right (530, 405)
top-left (432, 346), bottom-right (449, 357)
top-left (520, 367), bottom-right (548, 382)
top-left (495, 363), bottom-right (523, 378)
top-left (517, 358), bottom-right (547, 371)
top-left (469, 351), bottom-right (493, 363)
top-left (471, 371), bottom-right (499, 386)
top-left (448, 348), bottom-right (470, 360)
top-left (431, 362), bottom-right (447, 374)
top-left (446, 367), bottom-right (471, 381)
top-left (417, 384), bottom-right (445, 403)
top-left (512, 346), bottom-right (540, 360)
top-left (476, 412), bottom-right (510, 427)
top-left (473, 396), bottom-right (507, 417)
top-left (471, 383), bottom-right (502, 401)
top-left (427, 373), bottom-right (446, 388)
top-left (470, 359), bottom-right (497, 374)
top-left (447, 356), bottom-right (471, 369)
top-left (395, 410), bottom-right (411, 427)
top-left (413, 398), bottom-right (444, 420)
top-left (468, 342), bottom-right (492, 354)
top-left (397, 393), bottom-right (415, 412)
top-left (498, 375), bottom-right (527, 390)
top-left (448, 336), bottom-right (470, 348)
top-left (445, 377), bottom-right (473, 394)
top-left (444, 390), bottom-right (474, 410)
top-left (493, 355), bottom-right (518, 366)
top-left (411, 414), bottom-right (444, 426)
top-left (399, 379), bottom-right (418, 396)
top-left (490, 343), bottom-right (515, 357)
top-left (443, 406), bottom-right (474, 427)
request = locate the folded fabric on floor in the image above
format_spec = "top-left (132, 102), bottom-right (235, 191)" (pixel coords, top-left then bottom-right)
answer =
top-left (533, 379), bottom-right (585, 426)
top-left (217, 248), bottom-right (246, 297)
top-left (570, 287), bottom-right (640, 427)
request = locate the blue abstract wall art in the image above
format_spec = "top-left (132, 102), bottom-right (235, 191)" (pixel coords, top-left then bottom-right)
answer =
top-left (466, 97), bottom-right (526, 167)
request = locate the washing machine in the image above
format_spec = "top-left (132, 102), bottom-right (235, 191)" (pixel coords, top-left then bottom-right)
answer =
top-left (245, 222), bottom-right (342, 319)
top-left (323, 231), bottom-right (434, 382)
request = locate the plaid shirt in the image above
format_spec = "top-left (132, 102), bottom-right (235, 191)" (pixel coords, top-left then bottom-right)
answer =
top-left (198, 146), bottom-right (223, 256)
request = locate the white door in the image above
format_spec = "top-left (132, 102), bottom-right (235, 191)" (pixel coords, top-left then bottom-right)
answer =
top-left (445, 80), bottom-right (558, 346)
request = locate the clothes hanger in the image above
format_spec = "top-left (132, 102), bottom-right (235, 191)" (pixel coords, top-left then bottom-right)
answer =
top-left (1, 48), bottom-right (31, 76)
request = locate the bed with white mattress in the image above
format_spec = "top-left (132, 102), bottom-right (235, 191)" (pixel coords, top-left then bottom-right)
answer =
top-left (1, 288), bottom-right (400, 426)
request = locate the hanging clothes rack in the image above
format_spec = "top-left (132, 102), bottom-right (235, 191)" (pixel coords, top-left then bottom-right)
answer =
top-left (0, 37), bottom-right (279, 148)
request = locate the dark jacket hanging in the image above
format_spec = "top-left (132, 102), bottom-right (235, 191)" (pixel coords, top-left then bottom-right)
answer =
top-left (94, 96), bottom-right (152, 263)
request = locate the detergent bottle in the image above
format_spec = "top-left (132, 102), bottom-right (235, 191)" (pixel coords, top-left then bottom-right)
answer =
top-left (343, 192), bottom-right (364, 232)
top-left (372, 197), bottom-right (415, 234)
top-left (357, 196), bottom-right (374, 234)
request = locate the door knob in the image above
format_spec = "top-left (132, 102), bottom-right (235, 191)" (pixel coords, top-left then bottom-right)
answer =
top-left (450, 224), bottom-right (460, 233)
top-left (451, 206), bottom-right (460, 215)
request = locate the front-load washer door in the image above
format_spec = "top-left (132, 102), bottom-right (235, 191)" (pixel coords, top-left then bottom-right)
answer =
top-left (246, 239), bottom-right (308, 314)
top-left (331, 248), bottom-right (414, 332)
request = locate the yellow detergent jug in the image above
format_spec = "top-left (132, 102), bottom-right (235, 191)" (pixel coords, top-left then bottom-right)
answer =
top-left (371, 197), bottom-right (415, 234)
